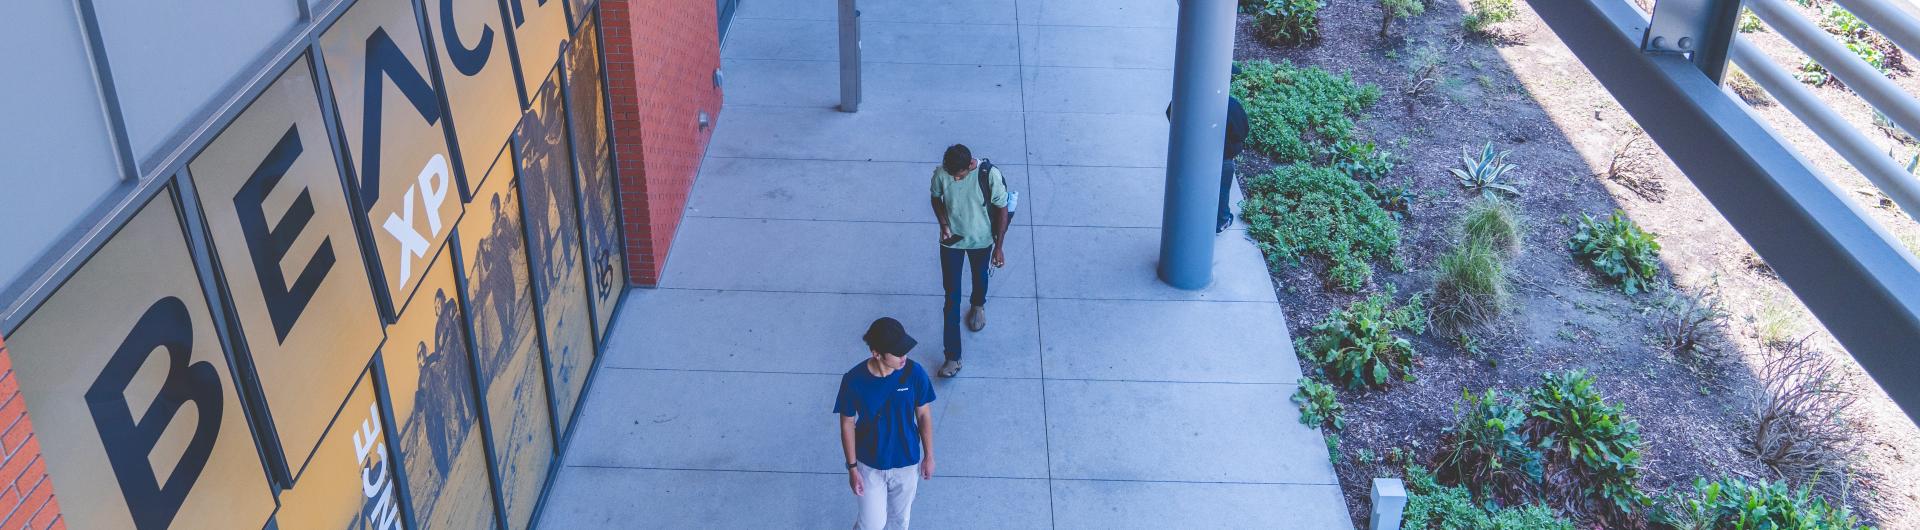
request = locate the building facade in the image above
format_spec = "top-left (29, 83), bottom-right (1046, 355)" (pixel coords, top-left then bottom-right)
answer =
top-left (0, 0), bottom-right (727, 527)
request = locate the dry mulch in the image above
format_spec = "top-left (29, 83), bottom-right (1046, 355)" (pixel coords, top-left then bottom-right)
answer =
top-left (1234, 1), bottom-right (1920, 528)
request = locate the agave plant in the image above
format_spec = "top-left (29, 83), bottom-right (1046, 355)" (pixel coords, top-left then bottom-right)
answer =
top-left (1450, 142), bottom-right (1519, 197)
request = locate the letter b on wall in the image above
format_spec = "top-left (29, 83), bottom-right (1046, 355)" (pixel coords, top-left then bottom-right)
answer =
top-left (2, 191), bottom-right (275, 530)
top-left (86, 297), bottom-right (222, 530)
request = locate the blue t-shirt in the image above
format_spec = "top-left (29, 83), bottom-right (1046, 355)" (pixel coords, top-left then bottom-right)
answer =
top-left (833, 359), bottom-right (937, 470)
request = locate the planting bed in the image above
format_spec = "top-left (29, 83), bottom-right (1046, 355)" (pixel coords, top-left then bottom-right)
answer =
top-left (1232, 0), bottom-right (1920, 527)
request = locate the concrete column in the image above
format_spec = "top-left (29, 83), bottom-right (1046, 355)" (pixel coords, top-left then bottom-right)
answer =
top-left (1158, 0), bottom-right (1235, 289)
top-left (837, 0), bottom-right (861, 112)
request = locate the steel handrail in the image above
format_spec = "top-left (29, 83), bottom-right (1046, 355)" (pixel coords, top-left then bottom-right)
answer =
top-left (1730, 37), bottom-right (1920, 221)
top-left (1829, 0), bottom-right (1920, 62)
top-left (1744, 0), bottom-right (1920, 222)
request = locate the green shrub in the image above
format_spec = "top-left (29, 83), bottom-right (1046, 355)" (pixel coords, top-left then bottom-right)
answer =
top-left (1298, 291), bottom-right (1426, 389)
top-left (1847, 39), bottom-right (1888, 74)
top-left (1252, 0), bottom-right (1324, 46)
top-left (1461, 196), bottom-right (1521, 255)
top-left (1242, 163), bottom-right (1403, 290)
top-left (1654, 477), bottom-right (1870, 530)
top-left (1402, 465), bottom-right (1575, 530)
top-left (1328, 138), bottom-right (1395, 180)
top-left (1435, 389), bottom-right (1544, 502)
top-left (1739, 9), bottom-right (1764, 33)
top-left (1569, 211), bottom-right (1661, 294)
top-left (1813, 6), bottom-right (1890, 77)
top-left (1292, 377), bottom-right (1345, 431)
top-left (1430, 242), bottom-right (1509, 336)
top-left (1822, 5), bottom-right (1869, 38)
top-left (1365, 181), bottom-right (1413, 222)
top-left (1231, 60), bottom-right (1381, 163)
top-left (1524, 371), bottom-right (1648, 518)
top-left (1798, 58), bottom-right (1832, 85)
top-left (1379, 0), bottom-right (1426, 39)
top-left (1463, 0), bottom-right (1516, 35)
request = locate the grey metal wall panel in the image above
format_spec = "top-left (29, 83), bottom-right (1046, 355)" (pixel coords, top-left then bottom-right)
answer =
top-left (0, 2), bottom-right (126, 294)
top-left (93, 0), bottom-right (300, 163)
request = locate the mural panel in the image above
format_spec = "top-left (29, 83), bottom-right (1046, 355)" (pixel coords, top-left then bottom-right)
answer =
top-left (3, 190), bottom-right (276, 530)
top-left (564, 16), bottom-right (625, 346)
top-left (567, 0), bottom-right (596, 30)
top-left (504, 0), bottom-right (570, 92)
top-left (274, 370), bottom-right (402, 530)
top-left (425, 0), bottom-right (525, 199)
top-left (380, 251), bottom-right (499, 530)
top-left (517, 72), bottom-right (595, 437)
top-left (456, 144), bottom-right (555, 529)
top-left (188, 55), bottom-right (387, 473)
top-left (320, 0), bottom-right (464, 316)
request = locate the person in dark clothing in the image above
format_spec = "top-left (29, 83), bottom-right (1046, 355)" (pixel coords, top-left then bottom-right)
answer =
top-left (1220, 96), bottom-right (1250, 233)
top-left (1167, 64), bottom-right (1253, 234)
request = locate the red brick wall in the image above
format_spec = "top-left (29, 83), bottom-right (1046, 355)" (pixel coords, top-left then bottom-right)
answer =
top-left (599, 0), bottom-right (725, 285)
top-left (0, 339), bottom-right (61, 530)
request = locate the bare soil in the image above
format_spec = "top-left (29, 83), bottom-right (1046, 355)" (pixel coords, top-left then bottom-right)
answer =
top-left (1233, 1), bottom-right (1920, 528)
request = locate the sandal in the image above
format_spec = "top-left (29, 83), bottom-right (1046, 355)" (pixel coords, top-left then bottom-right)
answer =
top-left (939, 359), bottom-right (963, 378)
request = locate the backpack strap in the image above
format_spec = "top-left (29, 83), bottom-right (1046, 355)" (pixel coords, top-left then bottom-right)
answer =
top-left (976, 158), bottom-right (996, 207)
top-left (976, 158), bottom-right (1012, 246)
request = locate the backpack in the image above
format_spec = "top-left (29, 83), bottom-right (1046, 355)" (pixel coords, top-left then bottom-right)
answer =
top-left (977, 158), bottom-right (1018, 240)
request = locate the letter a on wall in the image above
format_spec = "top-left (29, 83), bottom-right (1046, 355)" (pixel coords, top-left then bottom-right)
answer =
top-left (2, 190), bottom-right (275, 530)
top-left (322, 0), bottom-right (465, 317)
top-left (188, 55), bottom-right (387, 478)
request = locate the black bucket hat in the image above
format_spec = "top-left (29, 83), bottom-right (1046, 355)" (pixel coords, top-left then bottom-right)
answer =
top-left (863, 317), bottom-right (917, 356)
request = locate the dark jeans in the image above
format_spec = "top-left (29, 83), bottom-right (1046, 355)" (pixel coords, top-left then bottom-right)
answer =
top-left (940, 245), bottom-right (991, 360)
top-left (1218, 157), bottom-right (1237, 231)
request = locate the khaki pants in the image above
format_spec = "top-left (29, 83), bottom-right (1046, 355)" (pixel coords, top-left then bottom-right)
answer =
top-left (854, 462), bottom-right (920, 530)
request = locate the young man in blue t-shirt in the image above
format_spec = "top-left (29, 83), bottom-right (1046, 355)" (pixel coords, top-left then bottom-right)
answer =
top-left (835, 317), bottom-right (938, 529)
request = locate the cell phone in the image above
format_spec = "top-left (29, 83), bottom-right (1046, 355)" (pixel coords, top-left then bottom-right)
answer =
top-left (941, 234), bottom-right (964, 246)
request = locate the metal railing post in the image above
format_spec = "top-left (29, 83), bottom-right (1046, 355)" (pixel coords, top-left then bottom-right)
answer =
top-left (1643, 0), bottom-right (1745, 83)
top-left (1158, 0), bottom-right (1235, 290)
top-left (837, 0), bottom-right (861, 112)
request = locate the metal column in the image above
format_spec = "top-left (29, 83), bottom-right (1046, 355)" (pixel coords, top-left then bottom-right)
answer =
top-left (1158, 0), bottom-right (1235, 290)
top-left (837, 0), bottom-right (861, 112)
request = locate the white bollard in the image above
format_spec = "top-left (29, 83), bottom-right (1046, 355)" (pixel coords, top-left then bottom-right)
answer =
top-left (1370, 478), bottom-right (1408, 530)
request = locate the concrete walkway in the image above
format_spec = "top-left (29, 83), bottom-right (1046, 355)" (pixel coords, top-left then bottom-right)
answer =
top-left (535, 0), bottom-right (1351, 527)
